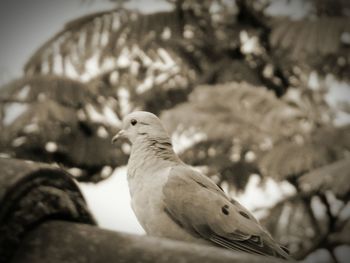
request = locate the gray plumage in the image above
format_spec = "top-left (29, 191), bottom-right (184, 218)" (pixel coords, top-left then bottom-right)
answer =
top-left (112, 111), bottom-right (293, 260)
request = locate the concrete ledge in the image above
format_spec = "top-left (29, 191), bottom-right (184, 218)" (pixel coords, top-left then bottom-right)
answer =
top-left (13, 221), bottom-right (285, 263)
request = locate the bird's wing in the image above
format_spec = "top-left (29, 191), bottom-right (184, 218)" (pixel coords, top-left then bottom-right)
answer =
top-left (162, 165), bottom-right (292, 260)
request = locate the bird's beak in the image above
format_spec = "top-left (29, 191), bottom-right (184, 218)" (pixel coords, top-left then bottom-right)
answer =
top-left (112, 130), bottom-right (125, 144)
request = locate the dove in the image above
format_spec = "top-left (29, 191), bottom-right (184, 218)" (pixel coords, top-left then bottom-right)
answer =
top-left (112, 111), bottom-right (293, 260)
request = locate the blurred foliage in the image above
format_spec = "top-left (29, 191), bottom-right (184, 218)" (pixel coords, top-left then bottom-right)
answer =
top-left (259, 125), bottom-right (350, 181)
top-left (0, 0), bottom-right (350, 261)
top-left (24, 7), bottom-right (197, 115)
top-left (0, 76), bottom-right (125, 182)
top-left (161, 82), bottom-right (306, 144)
top-left (270, 17), bottom-right (350, 81)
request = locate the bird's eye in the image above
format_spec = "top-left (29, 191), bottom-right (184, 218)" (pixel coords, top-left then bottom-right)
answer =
top-left (131, 119), bottom-right (137, 126)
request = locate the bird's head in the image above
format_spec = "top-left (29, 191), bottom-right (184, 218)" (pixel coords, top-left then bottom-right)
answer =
top-left (112, 111), bottom-right (170, 144)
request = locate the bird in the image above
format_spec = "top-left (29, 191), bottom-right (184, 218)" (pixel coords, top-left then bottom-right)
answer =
top-left (112, 111), bottom-right (293, 260)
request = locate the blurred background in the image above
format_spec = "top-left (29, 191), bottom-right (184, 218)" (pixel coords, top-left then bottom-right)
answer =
top-left (0, 0), bottom-right (349, 262)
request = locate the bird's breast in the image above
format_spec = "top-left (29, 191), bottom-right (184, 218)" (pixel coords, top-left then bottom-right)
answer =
top-left (127, 166), bottom-right (198, 242)
top-left (128, 166), bottom-right (170, 226)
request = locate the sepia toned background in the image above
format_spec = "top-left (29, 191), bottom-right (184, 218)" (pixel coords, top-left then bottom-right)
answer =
top-left (0, 0), bottom-right (349, 262)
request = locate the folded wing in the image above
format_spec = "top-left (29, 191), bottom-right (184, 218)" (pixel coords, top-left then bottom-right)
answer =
top-left (162, 165), bottom-right (292, 260)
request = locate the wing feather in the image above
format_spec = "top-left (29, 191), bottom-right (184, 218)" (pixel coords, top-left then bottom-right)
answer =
top-left (163, 165), bottom-right (292, 260)
top-left (210, 235), bottom-right (267, 256)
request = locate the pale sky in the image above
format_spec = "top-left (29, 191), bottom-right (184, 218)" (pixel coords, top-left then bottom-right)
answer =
top-left (79, 167), bottom-right (145, 234)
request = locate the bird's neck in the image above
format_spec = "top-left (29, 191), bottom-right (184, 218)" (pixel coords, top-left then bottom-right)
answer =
top-left (127, 136), bottom-right (180, 179)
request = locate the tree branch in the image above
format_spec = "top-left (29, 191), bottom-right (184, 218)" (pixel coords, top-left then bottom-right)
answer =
top-left (329, 249), bottom-right (340, 263)
top-left (0, 98), bottom-right (29, 104)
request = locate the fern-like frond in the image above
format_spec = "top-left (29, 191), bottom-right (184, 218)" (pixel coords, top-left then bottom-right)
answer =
top-left (0, 76), bottom-right (126, 181)
top-left (25, 9), bottom-right (133, 77)
top-left (270, 17), bottom-right (350, 79)
top-left (299, 157), bottom-right (350, 200)
top-left (24, 9), bottom-right (196, 83)
top-left (0, 75), bottom-right (97, 108)
top-left (259, 125), bottom-right (350, 181)
top-left (24, 9), bottom-right (200, 116)
top-left (259, 142), bottom-right (333, 181)
top-left (270, 17), bottom-right (350, 58)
